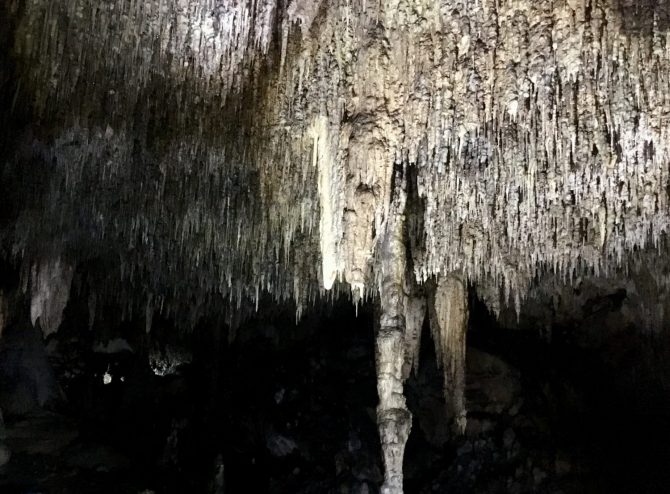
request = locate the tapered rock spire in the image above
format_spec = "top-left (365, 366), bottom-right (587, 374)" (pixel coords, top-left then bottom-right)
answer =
top-left (375, 173), bottom-right (411, 493)
top-left (430, 275), bottom-right (469, 434)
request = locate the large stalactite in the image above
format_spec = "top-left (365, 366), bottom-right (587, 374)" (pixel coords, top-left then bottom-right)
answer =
top-left (430, 275), bottom-right (469, 434)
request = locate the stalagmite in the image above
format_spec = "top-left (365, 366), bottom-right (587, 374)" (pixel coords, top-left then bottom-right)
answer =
top-left (375, 174), bottom-right (411, 494)
top-left (430, 275), bottom-right (469, 434)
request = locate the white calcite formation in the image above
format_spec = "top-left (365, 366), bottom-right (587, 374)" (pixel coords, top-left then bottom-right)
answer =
top-left (29, 258), bottom-right (74, 337)
top-left (431, 275), bottom-right (469, 434)
top-left (5, 0), bottom-right (670, 491)
top-left (7, 0), bottom-right (670, 319)
top-left (0, 291), bottom-right (7, 339)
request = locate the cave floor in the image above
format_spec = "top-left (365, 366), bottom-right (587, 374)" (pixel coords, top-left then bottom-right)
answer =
top-left (1, 302), bottom-right (670, 493)
top-left (0, 411), bottom-right (151, 494)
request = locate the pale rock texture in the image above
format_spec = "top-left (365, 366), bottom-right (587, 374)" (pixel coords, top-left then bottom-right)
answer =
top-left (29, 258), bottom-right (74, 337)
top-left (431, 275), bottom-right (469, 434)
top-left (5, 0), bottom-right (670, 321)
top-left (375, 176), bottom-right (411, 494)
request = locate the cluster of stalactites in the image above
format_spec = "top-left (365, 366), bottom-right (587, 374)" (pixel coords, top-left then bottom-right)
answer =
top-left (408, 0), bottom-right (670, 312)
top-left (306, 0), bottom-right (670, 314)
top-left (489, 245), bottom-right (670, 335)
top-left (6, 0), bottom-right (670, 322)
top-left (12, 0), bottom-right (280, 115)
top-left (396, 275), bottom-right (470, 436)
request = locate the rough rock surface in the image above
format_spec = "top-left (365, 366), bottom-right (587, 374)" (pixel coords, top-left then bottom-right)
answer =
top-left (4, 0), bottom-right (670, 321)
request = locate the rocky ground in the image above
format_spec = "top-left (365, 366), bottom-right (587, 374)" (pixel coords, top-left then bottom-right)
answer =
top-left (0, 297), bottom-right (669, 493)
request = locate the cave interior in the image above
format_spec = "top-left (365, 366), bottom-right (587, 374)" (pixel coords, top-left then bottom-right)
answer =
top-left (2, 0), bottom-right (670, 493)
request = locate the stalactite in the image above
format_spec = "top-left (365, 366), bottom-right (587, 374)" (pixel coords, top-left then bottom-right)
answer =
top-left (87, 291), bottom-right (96, 331)
top-left (310, 116), bottom-right (344, 289)
top-left (3, 0), bottom-right (670, 324)
top-left (3, 3), bottom-right (670, 490)
top-left (4, 0), bottom-right (669, 322)
top-left (0, 291), bottom-right (7, 339)
top-left (29, 257), bottom-right (74, 337)
top-left (402, 295), bottom-right (426, 379)
top-left (430, 275), bottom-right (469, 434)
top-left (375, 173), bottom-right (410, 494)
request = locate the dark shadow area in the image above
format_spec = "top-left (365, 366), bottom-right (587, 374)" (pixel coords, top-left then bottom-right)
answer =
top-left (401, 290), bottom-right (670, 494)
top-left (614, 0), bottom-right (670, 33)
top-left (0, 297), bottom-right (383, 494)
top-left (0, 286), bottom-right (669, 493)
top-left (464, 293), bottom-right (670, 494)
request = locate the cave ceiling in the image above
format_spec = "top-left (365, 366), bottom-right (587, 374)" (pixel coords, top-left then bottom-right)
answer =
top-left (2, 0), bottom-right (670, 327)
